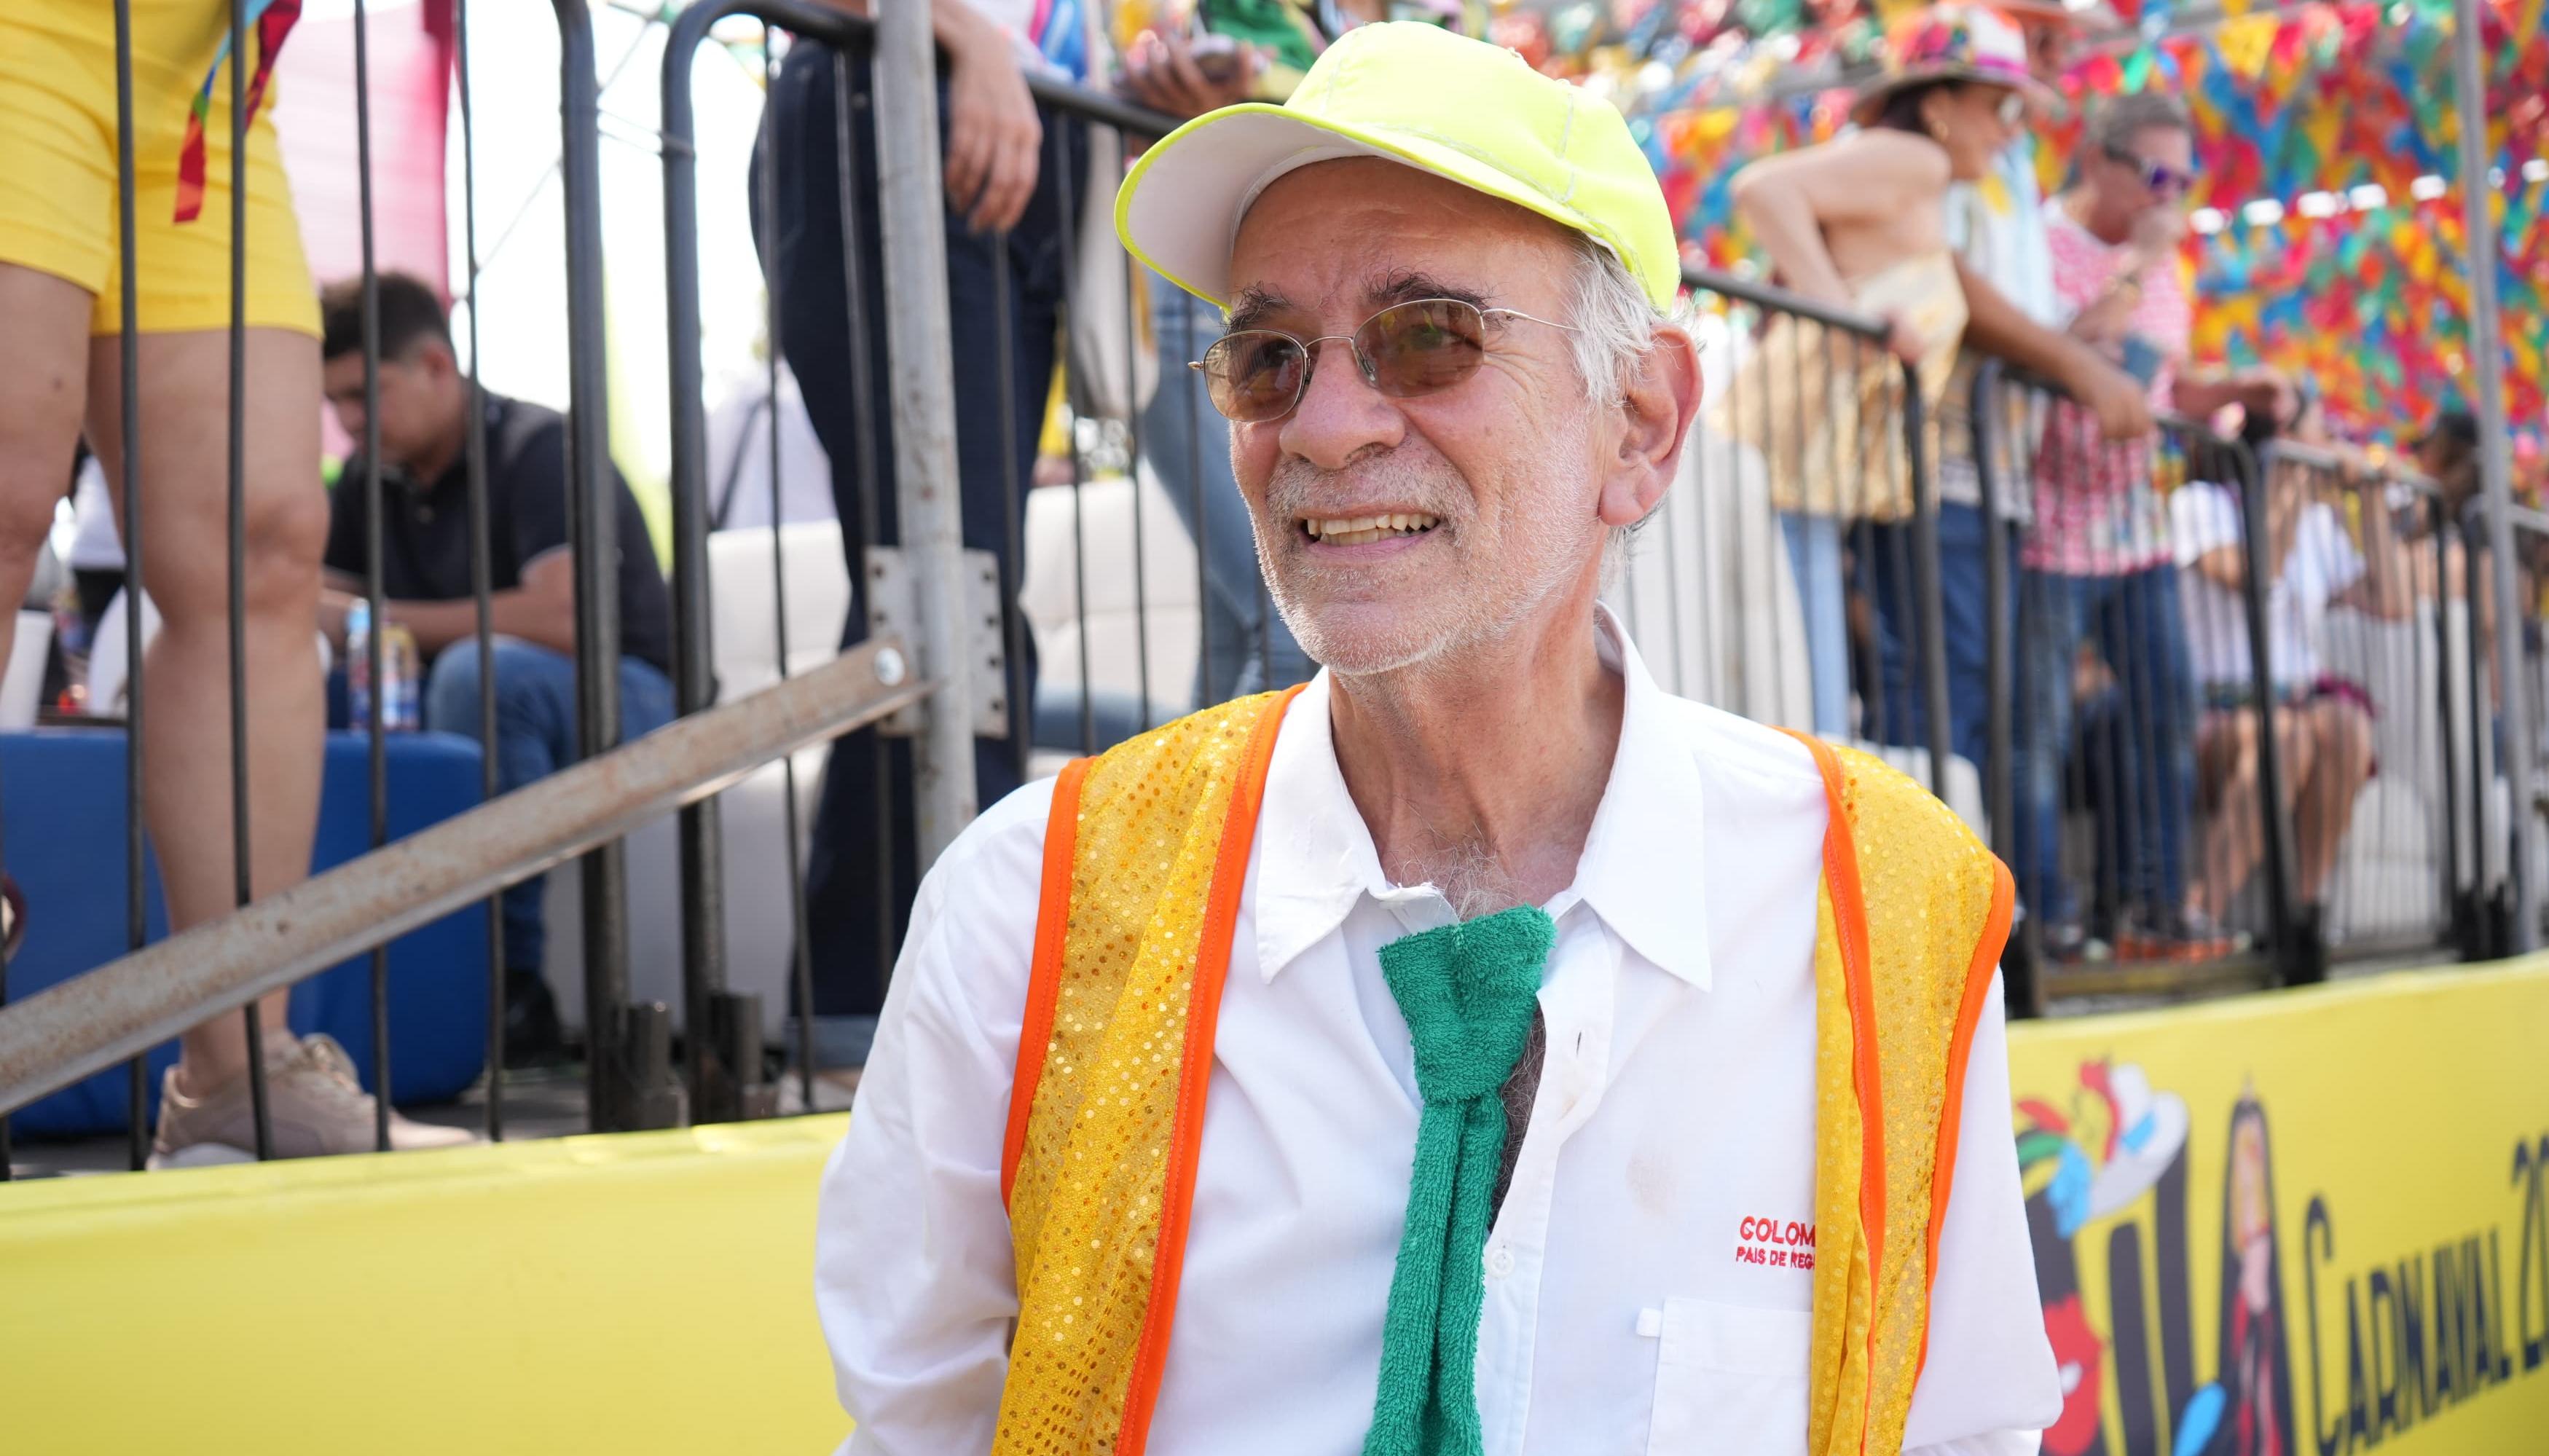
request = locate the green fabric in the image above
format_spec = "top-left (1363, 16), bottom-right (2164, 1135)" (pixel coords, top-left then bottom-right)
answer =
top-left (1364, 905), bottom-right (1555, 1456)
top-left (1196, 0), bottom-right (1324, 76)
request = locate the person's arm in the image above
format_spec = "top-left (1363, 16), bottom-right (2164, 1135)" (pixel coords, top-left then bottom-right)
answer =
top-left (817, 782), bottom-right (1053, 1453)
top-left (320, 552), bottom-right (576, 658)
top-left (1730, 135), bottom-right (1942, 322)
top-left (1899, 973), bottom-right (2064, 1453)
top-left (2067, 205), bottom-right (2181, 348)
top-left (817, 0), bottom-right (1041, 231)
top-left (2171, 482), bottom-right (2247, 593)
top-left (1954, 261), bottom-right (2154, 442)
top-left (2336, 478), bottom-right (2414, 622)
top-left (2172, 364), bottom-right (2295, 427)
top-left (1117, 24), bottom-right (1265, 119)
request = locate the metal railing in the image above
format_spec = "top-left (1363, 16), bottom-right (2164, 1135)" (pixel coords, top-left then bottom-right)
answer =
top-left (1965, 368), bottom-right (2485, 1007)
top-left (1, 0), bottom-right (642, 1167)
top-left (1979, 370), bottom-right (2292, 1002)
top-left (0, 0), bottom-right (964, 1170)
top-left (2456, 495), bottom-right (2549, 959)
top-left (2, 0), bottom-right (2514, 1178)
top-left (1635, 267), bottom-right (1959, 807)
top-left (2250, 441), bottom-right (2464, 964)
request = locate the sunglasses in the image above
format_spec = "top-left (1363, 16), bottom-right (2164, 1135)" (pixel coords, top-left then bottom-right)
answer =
top-left (2105, 143), bottom-right (2199, 197)
top-left (1193, 297), bottom-right (1575, 423)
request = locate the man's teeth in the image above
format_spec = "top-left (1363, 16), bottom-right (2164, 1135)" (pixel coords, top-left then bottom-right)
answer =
top-left (1306, 512), bottom-right (1440, 546)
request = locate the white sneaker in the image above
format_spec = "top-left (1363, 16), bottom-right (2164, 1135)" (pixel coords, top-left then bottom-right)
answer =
top-left (148, 1032), bottom-right (479, 1168)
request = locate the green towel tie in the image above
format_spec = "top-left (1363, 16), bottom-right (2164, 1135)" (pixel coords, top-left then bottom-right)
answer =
top-left (1364, 905), bottom-right (1555, 1456)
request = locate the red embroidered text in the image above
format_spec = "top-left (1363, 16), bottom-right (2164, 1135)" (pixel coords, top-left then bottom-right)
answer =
top-left (1733, 1216), bottom-right (1816, 1270)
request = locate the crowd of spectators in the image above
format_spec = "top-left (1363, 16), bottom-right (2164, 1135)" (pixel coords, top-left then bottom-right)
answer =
top-left (1721, 7), bottom-right (2471, 975)
top-left (0, 0), bottom-right (2529, 1170)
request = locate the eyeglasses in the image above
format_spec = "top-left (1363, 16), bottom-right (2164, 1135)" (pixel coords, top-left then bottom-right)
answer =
top-left (1995, 90), bottom-right (2027, 127)
top-left (2105, 143), bottom-right (2198, 198)
top-left (1193, 296), bottom-right (1576, 423)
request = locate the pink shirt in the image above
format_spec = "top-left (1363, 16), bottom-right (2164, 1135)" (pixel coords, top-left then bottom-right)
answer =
top-left (2024, 210), bottom-right (2190, 575)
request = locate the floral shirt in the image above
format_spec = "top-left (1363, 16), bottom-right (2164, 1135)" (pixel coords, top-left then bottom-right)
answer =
top-left (2024, 210), bottom-right (2189, 575)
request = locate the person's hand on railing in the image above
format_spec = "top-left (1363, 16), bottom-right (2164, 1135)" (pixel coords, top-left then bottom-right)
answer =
top-left (1118, 26), bottom-right (1264, 122)
top-left (1881, 309), bottom-right (1926, 365)
top-left (2231, 364), bottom-right (2300, 433)
top-left (2065, 352), bottom-right (2156, 442)
top-left (942, 4), bottom-right (1044, 232)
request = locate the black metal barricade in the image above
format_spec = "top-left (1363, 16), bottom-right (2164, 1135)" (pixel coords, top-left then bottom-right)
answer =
top-left (0, 0), bottom-right (654, 1173)
top-left (1974, 368), bottom-right (2287, 999)
top-left (1963, 369), bottom-right (2468, 1002)
top-left (1625, 267), bottom-right (1958, 813)
top-left (2455, 496), bottom-right (2549, 960)
top-left (2245, 442), bottom-right (2462, 967)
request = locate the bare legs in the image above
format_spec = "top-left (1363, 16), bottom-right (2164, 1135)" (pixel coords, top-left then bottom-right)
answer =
top-left (0, 260), bottom-right (325, 1092)
top-left (2193, 696), bottom-right (2376, 921)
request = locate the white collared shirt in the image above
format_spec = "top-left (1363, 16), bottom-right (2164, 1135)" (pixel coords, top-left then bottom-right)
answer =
top-left (816, 613), bottom-right (2060, 1455)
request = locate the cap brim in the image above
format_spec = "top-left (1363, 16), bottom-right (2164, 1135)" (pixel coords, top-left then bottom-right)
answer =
top-left (1118, 104), bottom-right (1619, 309)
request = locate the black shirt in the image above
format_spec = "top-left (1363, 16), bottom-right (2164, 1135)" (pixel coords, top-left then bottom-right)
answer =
top-left (326, 394), bottom-right (672, 674)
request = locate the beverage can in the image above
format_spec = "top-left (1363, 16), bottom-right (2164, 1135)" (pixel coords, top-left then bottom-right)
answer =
top-left (383, 624), bottom-right (422, 731)
top-left (348, 603), bottom-right (422, 732)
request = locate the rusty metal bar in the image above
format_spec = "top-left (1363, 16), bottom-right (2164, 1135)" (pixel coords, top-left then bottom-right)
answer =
top-left (873, 0), bottom-right (978, 862)
top-left (0, 641), bottom-right (930, 1117)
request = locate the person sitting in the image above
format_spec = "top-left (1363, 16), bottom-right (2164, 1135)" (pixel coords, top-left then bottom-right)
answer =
top-left (2173, 393), bottom-right (2409, 966)
top-left (1725, 5), bottom-right (2034, 737)
top-left (315, 272), bottom-right (675, 1063)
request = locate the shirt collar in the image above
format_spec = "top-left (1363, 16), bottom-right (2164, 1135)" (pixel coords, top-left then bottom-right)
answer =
top-left (1249, 606), bottom-right (1713, 991)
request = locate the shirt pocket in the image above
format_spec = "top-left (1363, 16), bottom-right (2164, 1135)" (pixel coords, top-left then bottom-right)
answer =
top-left (1643, 1297), bottom-right (1812, 1456)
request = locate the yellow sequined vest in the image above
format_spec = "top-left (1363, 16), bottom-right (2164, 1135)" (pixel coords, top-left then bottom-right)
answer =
top-left (993, 690), bottom-right (2012, 1456)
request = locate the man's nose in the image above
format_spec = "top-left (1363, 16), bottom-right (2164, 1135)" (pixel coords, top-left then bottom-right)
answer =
top-left (1276, 338), bottom-right (1402, 471)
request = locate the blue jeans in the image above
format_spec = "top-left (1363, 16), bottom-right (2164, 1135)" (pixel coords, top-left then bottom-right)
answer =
top-left (2014, 563), bottom-right (2198, 931)
top-left (1143, 270), bottom-right (1312, 704)
top-left (1868, 503), bottom-right (2008, 779)
top-left (1779, 511), bottom-right (1850, 737)
top-left (425, 638), bottom-right (676, 974)
top-left (753, 44), bottom-right (1074, 1026)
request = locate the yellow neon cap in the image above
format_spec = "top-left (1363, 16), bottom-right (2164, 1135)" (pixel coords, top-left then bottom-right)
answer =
top-left (1115, 23), bottom-right (1682, 312)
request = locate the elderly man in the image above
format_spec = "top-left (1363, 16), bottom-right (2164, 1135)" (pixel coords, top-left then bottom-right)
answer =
top-left (817, 23), bottom-right (2056, 1455)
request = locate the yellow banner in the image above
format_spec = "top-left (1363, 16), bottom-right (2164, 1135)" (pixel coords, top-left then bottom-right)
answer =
top-left (2004, 961), bottom-right (2549, 1456)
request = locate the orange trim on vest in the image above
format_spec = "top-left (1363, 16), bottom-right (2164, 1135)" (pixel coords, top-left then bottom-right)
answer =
top-left (1912, 856), bottom-right (2016, 1385)
top-left (1002, 757), bottom-right (1091, 1208)
top-left (1778, 728), bottom-right (1887, 1451)
top-left (1113, 682), bottom-right (1305, 1456)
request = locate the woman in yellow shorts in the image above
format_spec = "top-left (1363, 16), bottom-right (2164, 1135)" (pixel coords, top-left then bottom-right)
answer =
top-left (1, 1), bottom-right (466, 1162)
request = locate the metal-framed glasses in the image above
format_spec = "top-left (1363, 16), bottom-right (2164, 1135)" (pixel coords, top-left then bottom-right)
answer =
top-left (1192, 296), bottom-right (1576, 423)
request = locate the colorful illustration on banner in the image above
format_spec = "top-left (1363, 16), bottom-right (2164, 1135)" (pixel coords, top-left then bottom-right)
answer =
top-left (2212, 1096), bottom-right (2297, 1455)
top-left (2016, 1061), bottom-right (2298, 1456)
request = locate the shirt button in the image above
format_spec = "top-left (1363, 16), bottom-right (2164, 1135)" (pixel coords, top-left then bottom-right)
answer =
top-left (1486, 1247), bottom-right (1516, 1279)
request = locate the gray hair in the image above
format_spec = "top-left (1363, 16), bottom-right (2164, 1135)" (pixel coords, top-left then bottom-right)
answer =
top-left (1562, 235), bottom-right (1681, 568)
top-left (2088, 90), bottom-right (2191, 155)
top-left (1564, 232), bottom-right (1668, 405)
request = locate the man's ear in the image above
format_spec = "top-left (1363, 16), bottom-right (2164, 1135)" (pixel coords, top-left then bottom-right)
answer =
top-left (419, 338), bottom-right (461, 384)
top-left (1595, 324), bottom-right (1702, 530)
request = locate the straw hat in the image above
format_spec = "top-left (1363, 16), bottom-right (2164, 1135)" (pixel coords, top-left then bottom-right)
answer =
top-left (1851, 6), bottom-right (2055, 127)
